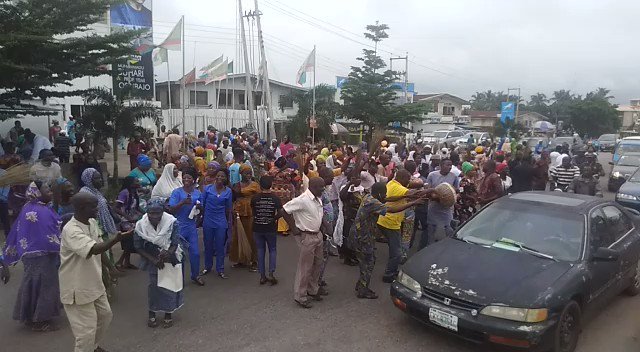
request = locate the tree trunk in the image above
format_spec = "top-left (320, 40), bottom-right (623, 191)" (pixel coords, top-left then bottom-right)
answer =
top-left (112, 134), bottom-right (119, 181)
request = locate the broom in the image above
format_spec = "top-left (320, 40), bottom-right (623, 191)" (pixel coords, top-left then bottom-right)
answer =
top-left (0, 163), bottom-right (32, 187)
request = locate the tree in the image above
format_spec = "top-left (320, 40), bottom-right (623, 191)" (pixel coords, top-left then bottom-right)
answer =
top-left (340, 23), bottom-right (425, 144)
top-left (0, 0), bottom-right (142, 119)
top-left (567, 89), bottom-right (620, 137)
top-left (78, 88), bottom-right (159, 180)
top-left (279, 84), bottom-right (341, 142)
top-left (526, 93), bottom-right (550, 116)
top-left (470, 90), bottom-right (520, 111)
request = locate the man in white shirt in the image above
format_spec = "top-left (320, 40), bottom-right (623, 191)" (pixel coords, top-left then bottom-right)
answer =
top-left (360, 162), bottom-right (388, 192)
top-left (282, 177), bottom-right (327, 308)
top-left (60, 193), bottom-right (131, 352)
top-left (25, 130), bottom-right (52, 163)
top-left (29, 149), bottom-right (62, 184)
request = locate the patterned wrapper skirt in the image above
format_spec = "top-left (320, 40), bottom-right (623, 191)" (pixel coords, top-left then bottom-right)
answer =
top-left (148, 270), bottom-right (184, 314)
top-left (13, 253), bottom-right (62, 323)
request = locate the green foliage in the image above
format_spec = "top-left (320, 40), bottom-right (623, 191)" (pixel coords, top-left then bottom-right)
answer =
top-left (491, 119), bottom-right (528, 139)
top-left (280, 84), bottom-right (340, 142)
top-left (340, 23), bottom-right (425, 143)
top-left (526, 93), bottom-right (550, 116)
top-left (0, 0), bottom-right (142, 119)
top-left (567, 90), bottom-right (620, 136)
top-left (470, 90), bottom-right (520, 111)
top-left (78, 87), bottom-right (160, 179)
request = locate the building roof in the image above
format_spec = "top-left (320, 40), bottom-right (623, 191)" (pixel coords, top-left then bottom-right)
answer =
top-left (468, 110), bottom-right (500, 119)
top-left (157, 73), bottom-right (307, 92)
top-left (617, 105), bottom-right (640, 112)
top-left (414, 93), bottom-right (470, 105)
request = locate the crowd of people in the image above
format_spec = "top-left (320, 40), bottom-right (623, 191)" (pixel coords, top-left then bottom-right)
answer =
top-left (0, 121), bottom-right (605, 351)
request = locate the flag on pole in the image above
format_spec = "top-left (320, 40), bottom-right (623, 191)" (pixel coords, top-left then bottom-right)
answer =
top-left (204, 59), bottom-right (228, 85)
top-left (159, 18), bottom-right (183, 51)
top-left (296, 48), bottom-right (315, 86)
top-left (201, 55), bottom-right (224, 72)
top-left (152, 47), bottom-right (168, 66)
top-left (182, 68), bottom-right (196, 85)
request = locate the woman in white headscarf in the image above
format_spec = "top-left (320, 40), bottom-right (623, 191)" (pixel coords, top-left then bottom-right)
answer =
top-left (151, 163), bottom-right (183, 200)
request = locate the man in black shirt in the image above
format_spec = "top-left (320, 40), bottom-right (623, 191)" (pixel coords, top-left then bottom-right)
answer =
top-left (54, 131), bottom-right (71, 163)
top-left (251, 176), bottom-right (282, 285)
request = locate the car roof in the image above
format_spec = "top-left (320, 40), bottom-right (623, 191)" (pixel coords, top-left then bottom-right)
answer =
top-left (622, 136), bottom-right (640, 141)
top-left (499, 191), bottom-right (609, 214)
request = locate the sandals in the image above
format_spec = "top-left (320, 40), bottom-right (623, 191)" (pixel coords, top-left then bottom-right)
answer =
top-left (162, 318), bottom-right (173, 329)
top-left (267, 274), bottom-right (278, 286)
top-left (191, 277), bottom-right (205, 286)
top-left (260, 277), bottom-right (268, 285)
top-left (200, 269), bottom-right (211, 276)
top-left (357, 288), bottom-right (379, 299)
top-left (30, 321), bottom-right (59, 332)
top-left (295, 299), bottom-right (312, 309)
top-left (218, 272), bottom-right (228, 279)
top-left (147, 317), bottom-right (159, 328)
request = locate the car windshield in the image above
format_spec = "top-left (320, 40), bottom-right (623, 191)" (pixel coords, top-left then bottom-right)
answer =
top-left (617, 155), bottom-right (640, 167)
top-left (599, 134), bottom-right (616, 141)
top-left (553, 137), bottom-right (574, 145)
top-left (617, 143), bottom-right (640, 154)
top-left (433, 131), bottom-right (449, 138)
top-left (629, 168), bottom-right (640, 183)
top-left (456, 201), bottom-right (584, 261)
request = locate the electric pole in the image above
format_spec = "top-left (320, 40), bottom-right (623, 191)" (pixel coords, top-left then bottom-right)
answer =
top-left (238, 0), bottom-right (256, 130)
top-left (390, 54), bottom-right (409, 104)
top-left (250, 0), bottom-right (275, 141)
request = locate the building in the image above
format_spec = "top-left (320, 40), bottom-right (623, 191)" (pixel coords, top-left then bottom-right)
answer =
top-left (467, 110), bottom-right (547, 130)
top-left (410, 93), bottom-right (470, 132)
top-left (617, 99), bottom-right (640, 130)
top-left (154, 74), bottom-right (307, 135)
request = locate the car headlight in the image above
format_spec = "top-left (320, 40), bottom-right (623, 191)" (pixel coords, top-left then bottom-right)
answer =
top-left (612, 171), bottom-right (622, 178)
top-left (617, 193), bottom-right (637, 200)
top-left (480, 306), bottom-right (548, 323)
top-left (397, 270), bottom-right (422, 295)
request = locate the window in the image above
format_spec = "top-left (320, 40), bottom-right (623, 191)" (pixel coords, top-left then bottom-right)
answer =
top-left (218, 91), bottom-right (232, 108)
top-left (442, 106), bottom-right (455, 115)
top-left (70, 105), bottom-right (84, 118)
top-left (602, 206), bottom-right (633, 242)
top-left (189, 91), bottom-right (208, 106)
top-left (590, 209), bottom-right (610, 249)
top-left (279, 94), bottom-right (294, 109)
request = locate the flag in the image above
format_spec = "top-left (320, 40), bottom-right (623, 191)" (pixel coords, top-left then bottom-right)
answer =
top-left (204, 59), bottom-right (228, 85)
top-left (201, 55), bottom-right (224, 72)
top-left (152, 47), bottom-right (168, 66)
top-left (296, 48), bottom-right (315, 86)
top-left (227, 61), bottom-right (234, 74)
top-left (159, 18), bottom-right (182, 51)
top-left (182, 68), bottom-right (196, 85)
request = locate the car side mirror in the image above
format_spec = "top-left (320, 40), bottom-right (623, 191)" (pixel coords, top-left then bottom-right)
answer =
top-left (591, 247), bottom-right (619, 262)
top-left (608, 162), bottom-right (614, 165)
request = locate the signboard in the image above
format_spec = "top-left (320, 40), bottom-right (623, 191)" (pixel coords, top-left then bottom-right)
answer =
top-left (336, 76), bottom-right (348, 88)
top-left (110, 1), bottom-right (154, 99)
top-left (500, 102), bottom-right (515, 123)
top-left (390, 82), bottom-right (415, 93)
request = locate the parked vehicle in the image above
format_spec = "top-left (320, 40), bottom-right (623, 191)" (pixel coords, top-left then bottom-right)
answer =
top-left (523, 137), bottom-right (549, 151)
top-left (613, 136), bottom-right (640, 163)
top-left (423, 130), bottom-right (466, 148)
top-left (391, 192), bottom-right (640, 352)
top-left (608, 153), bottom-right (640, 192)
top-left (616, 167), bottom-right (640, 211)
top-left (548, 136), bottom-right (583, 153)
top-left (455, 132), bottom-right (491, 147)
top-left (596, 134), bottom-right (619, 152)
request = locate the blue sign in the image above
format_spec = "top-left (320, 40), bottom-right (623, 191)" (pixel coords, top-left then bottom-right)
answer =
top-left (500, 102), bottom-right (515, 123)
top-left (336, 76), bottom-right (348, 88)
top-left (390, 82), bottom-right (415, 93)
top-left (392, 121), bottom-right (401, 128)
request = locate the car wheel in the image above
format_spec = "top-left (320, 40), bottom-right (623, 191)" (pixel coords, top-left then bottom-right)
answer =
top-left (553, 301), bottom-right (581, 352)
top-left (625, 258), bottom-right (640, 296)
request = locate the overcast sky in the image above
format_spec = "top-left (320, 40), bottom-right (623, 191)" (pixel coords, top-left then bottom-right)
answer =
top-left (151, 0), bottom-right (640, 105)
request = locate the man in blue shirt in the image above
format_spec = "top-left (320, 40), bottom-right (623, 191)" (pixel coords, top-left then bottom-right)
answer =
top-left (110, 0), bottom-right (152, 28)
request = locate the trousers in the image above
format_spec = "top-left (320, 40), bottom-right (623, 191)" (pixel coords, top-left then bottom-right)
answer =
top-left (293, 232), bottom-right (324, 302)
top-left (64, 294), bottom-right (112, 352)
top-left (254, 231), bottom-right (277, 275)
top-left (203, 226), bottom-right (227, 273)
top-left (355, 239), bottom-right (376, 292)
top-left (425, 223), bottom-right (454, 247)
top-left (378, 225), bottom-right (402, 279)
top-left (180, 225), bottom-right (200, 280)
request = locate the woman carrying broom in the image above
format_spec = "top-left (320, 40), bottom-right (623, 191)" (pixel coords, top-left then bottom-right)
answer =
top-left (230, 164), bottom-right (260, 271)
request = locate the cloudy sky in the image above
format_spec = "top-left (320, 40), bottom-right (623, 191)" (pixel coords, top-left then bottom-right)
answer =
top-left (151, 0), bottom-right (640, 105)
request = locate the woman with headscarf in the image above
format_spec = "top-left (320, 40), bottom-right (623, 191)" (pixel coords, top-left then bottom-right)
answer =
top-left (3, 181), bottom-right (62, 331)
top-left (151, 163), bottom-right (183, 200)
top-left (169, 168), bottom-right (204, 286)
top-left (193, 146), bottom-right (207, 180)
top-left (201, 168), bottom-right (233, 279)
top-left (268, 157), bottom-right (298, 234)
top-left (134, 198), bottom-right (185, 328)
top-left (114, 176), bottom-right (143, 270)
top-left (230, 164), bottom-right (260, 270)
top-left (129, 154), bottom-right (157, 189)
top-left (455, 162), bottom-right (478, 223)
top-left (205, 144), bottom-right (215, 163)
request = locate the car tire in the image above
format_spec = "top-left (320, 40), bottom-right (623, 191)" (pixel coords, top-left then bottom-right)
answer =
top-left (553, 301), bottom-right (581, 352)
top-left (625, 258), bottom-right (640, 296)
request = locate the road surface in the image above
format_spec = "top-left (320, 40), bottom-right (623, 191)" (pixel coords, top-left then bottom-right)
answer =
top-left (0, 151), bottom-right (638, 351)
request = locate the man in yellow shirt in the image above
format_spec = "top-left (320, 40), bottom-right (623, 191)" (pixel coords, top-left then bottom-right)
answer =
top-left (377, 169), bottom-right (427, 283)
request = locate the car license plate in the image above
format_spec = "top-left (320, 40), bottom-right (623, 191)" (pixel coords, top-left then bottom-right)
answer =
top-left (429, 308), bottom-right (458, 332)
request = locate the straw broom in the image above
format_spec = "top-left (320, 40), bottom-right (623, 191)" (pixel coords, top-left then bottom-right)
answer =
top-left (0, 163), bottom-right (32, 187)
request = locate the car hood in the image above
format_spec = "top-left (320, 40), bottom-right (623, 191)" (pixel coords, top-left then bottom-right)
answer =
top-left (407, 239), bottom-right (573, 307)
top-left (618, 180), bottom-right (640, 195)
top-left (612, 165), bottom-right (638, 178)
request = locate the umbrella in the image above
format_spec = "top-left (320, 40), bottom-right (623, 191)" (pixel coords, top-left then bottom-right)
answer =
top-left (533, 121), bottom-right (555, 132)
top-left (330, 123), bottom-right (350, 135)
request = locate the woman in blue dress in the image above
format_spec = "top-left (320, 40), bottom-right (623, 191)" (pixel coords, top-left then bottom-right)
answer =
top-left (168, 168), bottom-right (204, 286)
top-left (201, 168), bottom-right (232, 279)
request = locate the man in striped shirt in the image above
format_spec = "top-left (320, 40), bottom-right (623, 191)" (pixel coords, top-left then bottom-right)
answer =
top-left (550, 156), bottom-right (581, 191)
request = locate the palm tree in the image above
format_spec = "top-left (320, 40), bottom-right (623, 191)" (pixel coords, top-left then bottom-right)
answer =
top-left (528, 93), bottom-right (549, 115)
top-left (79, 88), bottom-right (160, 180)
top-left (586, 87), bottom-right (614, 101)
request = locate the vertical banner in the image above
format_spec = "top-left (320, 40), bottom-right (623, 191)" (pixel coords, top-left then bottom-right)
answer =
top-left (110, 0), bottom-right (154, 99)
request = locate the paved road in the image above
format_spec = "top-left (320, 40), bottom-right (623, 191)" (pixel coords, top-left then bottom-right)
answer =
top-left (0, 151), bottom-right (638, 352)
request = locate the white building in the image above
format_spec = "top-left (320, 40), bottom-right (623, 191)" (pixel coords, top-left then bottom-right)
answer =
top-left (411, 93), bottom-right (470, 132)
top-left (617, 99), bottom-right (640, 130)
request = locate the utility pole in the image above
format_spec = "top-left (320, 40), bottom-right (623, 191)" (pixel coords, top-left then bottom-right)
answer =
top-left (390, 54), bottom-right (409, 104)
top-left (250, 0), bottom-right (275, 140)
top-left (238, 0), bottom-right (256, 130)
top-left (507, 87), bottom-right (521, 124)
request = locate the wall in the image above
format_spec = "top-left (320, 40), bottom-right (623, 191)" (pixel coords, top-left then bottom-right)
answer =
top-left (469, 117), bottom-right (497, 129)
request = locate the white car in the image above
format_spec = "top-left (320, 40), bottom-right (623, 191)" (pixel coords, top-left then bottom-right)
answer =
top-left (423, 130), bottom-right (467, 148)
top-left (456, 132), bottom-right (491, 147)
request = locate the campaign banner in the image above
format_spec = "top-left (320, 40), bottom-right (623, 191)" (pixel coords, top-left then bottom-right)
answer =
top-left (110, 0), bottom-right (154, 99)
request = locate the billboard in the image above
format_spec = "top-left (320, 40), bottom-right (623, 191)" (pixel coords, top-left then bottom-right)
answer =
top-left (500, 102), bottom-right (515, 124)
top-left (110, 0), bottom-right (154, 99)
